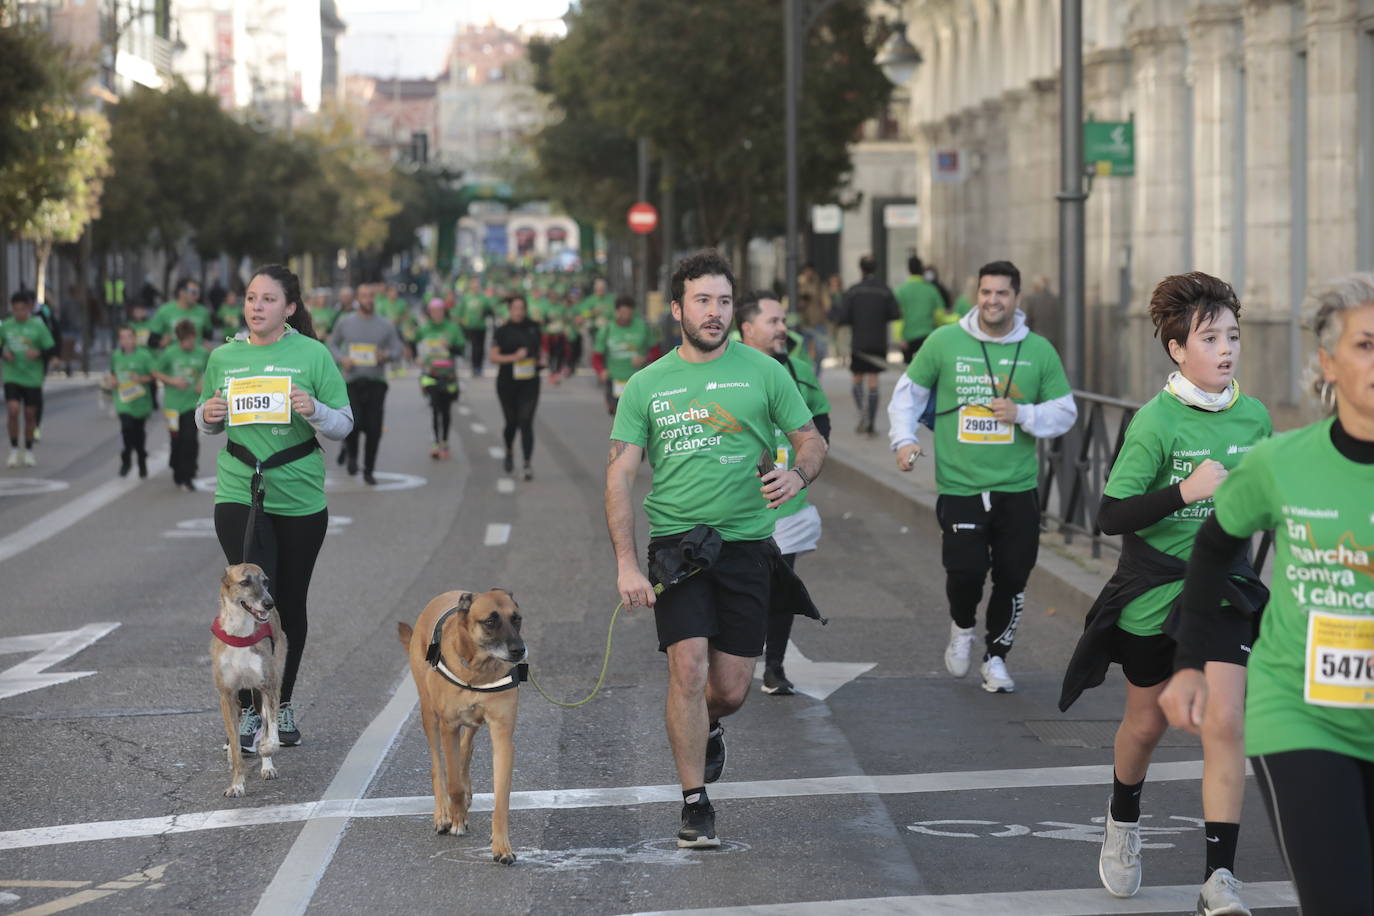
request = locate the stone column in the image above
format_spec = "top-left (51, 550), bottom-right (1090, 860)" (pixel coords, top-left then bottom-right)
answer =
top-left (979, 97), bottom-right (1011, 271)
top-left (1127, 12), bottom-right (1192, 401)
top-left (1187, 1), bottom-right (1244, 281)
top-left (1001, 86), bottom-right (1035, 271)
top-left (1027, 76), bottom-right (1061, 283)
top-left (1304, 0), bottom-right (1361, 284)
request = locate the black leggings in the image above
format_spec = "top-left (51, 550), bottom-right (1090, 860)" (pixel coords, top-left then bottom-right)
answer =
top-left (466, 328), bottom-right (486, 375)
top-left (118, 413), bottom-right (147, 458)
top-left (1252, 749), bottom-right (1374, 914)
top-left (426, 379), bottom-right (457, 443)
top-left (496, 377), bottom-right (539, 462)
top-left (168, 409), bottom-right (198, 484)
top-left (214, 502), bottom-right (329, 708)
top-left (935, 489), bottom-right (1040, 658)
top-left (344, 378), bottom-right (388, 473)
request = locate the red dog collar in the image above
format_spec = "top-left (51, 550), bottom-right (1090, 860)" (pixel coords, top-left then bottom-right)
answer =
top-left (211, 618), bottom-right (274, 648)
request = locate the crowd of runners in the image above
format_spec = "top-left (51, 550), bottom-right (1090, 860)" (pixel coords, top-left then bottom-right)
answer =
top-left (3, 252), bottom-right (1372, 916)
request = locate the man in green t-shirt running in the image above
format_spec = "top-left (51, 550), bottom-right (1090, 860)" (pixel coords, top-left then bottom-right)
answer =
top-left (606, 251), bottom-right (825, 850)
top-left (592, 295), bottom-right (657, 415)
top-left (149, 278), bottom-right (213, 349)
top-left (3, 290), bottom-right (56, 467)
top-left (895, 256), bottom-right (945, 364)
top-left (888, 259), bottom-right (1077, 694)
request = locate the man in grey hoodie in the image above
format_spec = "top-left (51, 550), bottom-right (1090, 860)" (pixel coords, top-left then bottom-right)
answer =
top-left (886, 260), bottom-right (1077, 694)
top-left (329, 282), bottom-right (404, 484)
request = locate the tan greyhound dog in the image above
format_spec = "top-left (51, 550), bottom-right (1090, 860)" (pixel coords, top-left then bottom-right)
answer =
top-left (398, 588), bottom-right (526, 865)
top-left (210, 563), bottom-right (285, 798)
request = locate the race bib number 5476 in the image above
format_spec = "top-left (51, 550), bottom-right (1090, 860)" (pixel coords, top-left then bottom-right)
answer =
top-left (227, 375), bottom-right (291, 426)
top-left (1305, 611), bottom-right (1374, 708)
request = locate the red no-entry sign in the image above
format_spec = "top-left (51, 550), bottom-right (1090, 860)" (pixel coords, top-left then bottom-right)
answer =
top-left (627, 202), bottom-right (658, 235)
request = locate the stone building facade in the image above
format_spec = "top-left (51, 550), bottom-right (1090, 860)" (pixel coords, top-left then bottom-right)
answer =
top-left (894, 0), bottom-right (1374, 405)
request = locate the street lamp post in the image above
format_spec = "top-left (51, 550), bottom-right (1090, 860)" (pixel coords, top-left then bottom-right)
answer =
top-left (784, 1), bottom-right (920, 315)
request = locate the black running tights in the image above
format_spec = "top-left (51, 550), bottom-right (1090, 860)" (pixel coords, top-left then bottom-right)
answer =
top-left (427, 383), bottom-right (456, 443)
top-left (1252, 749), bottom-right (1374, 914)
top-left (118, 413), bottom-right (146, 458)
top-left (214, 503), bottom-right (329, 708)
top-left (496, 377), bottom-right (539, 462)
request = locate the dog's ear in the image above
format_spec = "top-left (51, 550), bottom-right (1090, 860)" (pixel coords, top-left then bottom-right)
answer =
top-left (492, 587), bottom-right (515, 604)
top-left (456, 593), bottom-right (474, 615)
top-left (221, 566), bottom-right (235, 591)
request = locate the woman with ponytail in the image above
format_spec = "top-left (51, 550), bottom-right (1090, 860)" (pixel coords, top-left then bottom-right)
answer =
top-left (197, 264), bottom-right (352, 752)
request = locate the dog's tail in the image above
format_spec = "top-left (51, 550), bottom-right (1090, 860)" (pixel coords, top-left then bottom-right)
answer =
top-left (397, 622), bottom-right (413, 650)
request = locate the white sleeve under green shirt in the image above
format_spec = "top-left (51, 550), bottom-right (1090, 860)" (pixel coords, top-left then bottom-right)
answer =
top-left (610, 341), bottom-right (812, 542)
top-left (1103, 390), bottom-right (1272, 635)
top-left (1211, 418), bottom-right (1374, 762)
top-left (199, 332), bottom-right (350, 516)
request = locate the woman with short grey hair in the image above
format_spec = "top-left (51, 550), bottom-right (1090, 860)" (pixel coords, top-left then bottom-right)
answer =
top-left (1161, 272), bottom-right (1374, 914)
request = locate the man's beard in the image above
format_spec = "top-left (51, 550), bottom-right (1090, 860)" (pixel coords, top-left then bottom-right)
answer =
top-left (682, 317), bottom-right (726, 352)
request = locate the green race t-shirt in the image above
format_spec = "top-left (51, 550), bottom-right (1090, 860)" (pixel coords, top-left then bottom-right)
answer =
top-left (199, 332), bottom-right (349, 516)
top-left (150, 302), bottom-right (212, 345)
top-left (895, 276), bottom-right (944, 342)
top-left (415, 319), bottom-right (466, 374)
top-left (0, 317), bottom-right (56, 388)
top-left (308, 306), bottom-right (338, 336)
top-left (610, 342), bottom-right (812, 541)
top-left (1212, 419), bottom-right (1374, 761)
top-left (580, 293), bottom-right (615, 330)
top-left (376, 296), bottom-right (407, 324)
top-left (458, 294), bottom-right (487, 330)
top-left (217, 303), bottom-right (244, 334)
top-left (595, 317), bottom-right (655, 382)
top-left (155, 344), bottom-right (210, 414)
top-left (1104, 389), bottom-right (1272, 635)
top-left (771, 352), bottom-right (831, 520)
top-left (128, 318), bottom-right (154, 349)
top-left (907, 324), bottom-right (1072, 495)
top-left (111, 348), bottom-right (155, 417)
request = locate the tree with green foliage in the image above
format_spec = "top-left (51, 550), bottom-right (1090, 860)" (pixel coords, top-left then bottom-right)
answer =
top-left (530, 0), bottom-right (892, 257)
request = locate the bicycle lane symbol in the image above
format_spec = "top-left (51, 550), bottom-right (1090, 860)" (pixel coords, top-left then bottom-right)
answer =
top-left (907, 815), bottom-right (1204, 849)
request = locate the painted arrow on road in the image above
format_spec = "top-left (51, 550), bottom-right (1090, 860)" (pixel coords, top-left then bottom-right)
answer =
top-left (0, 622), bottom-right (120, 700)
top-left (753, 640), bottom-right (875, 701)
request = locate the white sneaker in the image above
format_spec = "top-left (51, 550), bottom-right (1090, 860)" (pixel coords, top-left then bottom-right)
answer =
top-left (1196, 868), bottom-right (1250, 915)
top-left (943, 622), bottom-right (977, 677)
top-left (22, 450), bottom-right (35, 467)
top-left (1098, 798), bottom-right (1142, 898)
top-left (5, 451), bottom-right (19, 468)
top-left (980, 655), bottom-right (1015, 693)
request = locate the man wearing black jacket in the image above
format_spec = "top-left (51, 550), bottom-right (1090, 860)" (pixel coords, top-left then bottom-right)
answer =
top-left (833, 255), bottom-right (898, 435)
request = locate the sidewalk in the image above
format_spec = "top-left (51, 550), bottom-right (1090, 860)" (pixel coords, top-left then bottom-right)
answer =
top-left (812, 355), bottom-right (1110, 618)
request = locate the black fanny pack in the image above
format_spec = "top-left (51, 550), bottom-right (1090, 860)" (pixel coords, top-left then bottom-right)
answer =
top-left (224, 437), bottom-right (321, 562)
top-left (648, 524), bottom-right (723, 592)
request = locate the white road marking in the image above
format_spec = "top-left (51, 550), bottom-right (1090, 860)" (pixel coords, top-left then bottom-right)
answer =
top-left (470, 423), bottom-right (487, 434)
top-left (0, 478), bottom-right (70, 497)
top-left (162, 516), bottom-right (352, 539)
top-left (488, 446), bottom-right (506, 460)
top-left (484, 523), bottom-right (511, 545)
top-left (0, 449), bottom-right (169, 565)
top-left (0, 760), bottom-right (1212, 852)
top-left (4, 864), bottom-right (167, 916)
top-left (457, 405), bottom-right (472, 416)
top-left (0, 623), bottom-right (121, 701)
top-left (623, 881), bottom-right (1298, 915)
top-left (251, 673), bottom-right (418, 916)
top-left (497, 478), bottom-right (515, 494)
top-left (753, 640), bottom-right (874, 701)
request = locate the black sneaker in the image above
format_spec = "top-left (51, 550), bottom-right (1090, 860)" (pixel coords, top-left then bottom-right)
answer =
top-left (118, 452), bottom-right (131, 477)
top-left (522, 464), bottom-right (533, 481)
top-left (704, 722), bottom-right (726, 784)
top-left (677, 801), bottom-right (720, 849)
top-left (762, 664), bottom-right (795, 696)
top-left (336, 448), bottom-right (346, 467)
top-left (276, 704), bottom-right (301, 747)
top-left (503, 452), bottom-right (514, 473)
top-left (363, 471), bottom-right (377, 485)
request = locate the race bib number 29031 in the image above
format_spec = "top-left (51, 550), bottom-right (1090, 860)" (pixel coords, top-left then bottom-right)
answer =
top-left (957, 404), bottom-right (1014, 445)
top-left (227, 375), bottom-right (291, 426)
top-left (1305, 611), bottom-right (1374, 709)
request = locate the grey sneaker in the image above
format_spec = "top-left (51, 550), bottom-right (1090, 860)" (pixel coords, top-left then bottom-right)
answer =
top-left (943, 622), bottom-right (976, 677)
top-left (979, 655), bottom-right (1016, 693)
top-left (237, 708), bottom-right (263, 755)
top-left (277, 704), bottom-right (301, 747)
top-left (1196, 868), bottom-right (1250, 915)
top-left (1098, 798), bottom-right (1142, 897)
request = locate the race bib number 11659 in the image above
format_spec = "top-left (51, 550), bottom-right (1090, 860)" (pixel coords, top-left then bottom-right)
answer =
top-left (227, 375), bottom-right (291, 426)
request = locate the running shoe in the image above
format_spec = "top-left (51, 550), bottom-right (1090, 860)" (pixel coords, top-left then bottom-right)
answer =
top-left (430, 441), bottom-right (442, 459)
top-left (118, 452), bottom-right (131, 477)
top-left (704, 722), bottom-right (726, 784)
top-left (31, 427), bottom-right (40, 442)
top-left (677, 801), bottom-right (720, 849)
top-left (980, 655), bottom-right (1015, 693)
top-left (277, 704), bottom-right (301, 747)
top-left (503, 451), bottom-right (514, 474)
top-left (1098, 798), bottom-right (1142, 898)
top-left (523, 464), bottom-right (533, 481)
top-left (943, 622), bottom-right (977, 678)
top-left (5, 451), bottom-right (19, 468)
top-left (238, 708), bottom-right (263, 755)
top-left (136, 453), bottom-right (148, 479)
top-left (363, 471), bottom-right (377, 485)
top-left (1195, 868), bottom-right (1250, 915)
top-left (762, 664), bottom-right (795, 696)
top-left (21, 450), bottom-right (35, 467)
top-left (439, 444), bottom-right (450, 459)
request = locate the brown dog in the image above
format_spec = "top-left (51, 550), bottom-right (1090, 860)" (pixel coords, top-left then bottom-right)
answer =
top-left (210, 563), bottom-right (286, 798)
top-left (398, 588), bottom-right (526, 865)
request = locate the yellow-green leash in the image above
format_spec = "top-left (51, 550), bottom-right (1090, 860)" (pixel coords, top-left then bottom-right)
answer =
top-left (526, 575), bottom-right (690, 708)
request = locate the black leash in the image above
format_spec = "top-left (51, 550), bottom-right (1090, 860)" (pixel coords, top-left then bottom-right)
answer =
top-left (224, 437), bottom-right (321, 564)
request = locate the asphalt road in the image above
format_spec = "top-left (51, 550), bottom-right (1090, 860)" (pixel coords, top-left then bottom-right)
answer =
top-left (0, 367), bottom-right (1297, 915)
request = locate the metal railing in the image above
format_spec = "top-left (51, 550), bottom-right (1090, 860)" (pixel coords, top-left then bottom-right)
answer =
top-left (1036, 389), bottom-right (1274, 570)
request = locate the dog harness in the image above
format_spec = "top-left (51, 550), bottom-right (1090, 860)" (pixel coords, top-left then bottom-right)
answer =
top-left (424, 596), bottom-right (527, 693)
top-left (224, 437), bottom-right (321, 564)
top-left (211, 618), bottom-right (275, 650)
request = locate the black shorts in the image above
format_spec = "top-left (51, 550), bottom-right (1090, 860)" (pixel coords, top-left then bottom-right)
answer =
top-left (850, 348), bottom-right (888, 374)
top-left (3, 383), bottom-right (41, 407)
top-left (1111, 611), bottom-right (1254, 688)
top-left (648, 536), bottom-right (774, 657)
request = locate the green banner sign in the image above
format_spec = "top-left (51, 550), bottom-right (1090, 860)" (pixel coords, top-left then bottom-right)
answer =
top-left (1084, 121), bottom-right (1134, 177)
